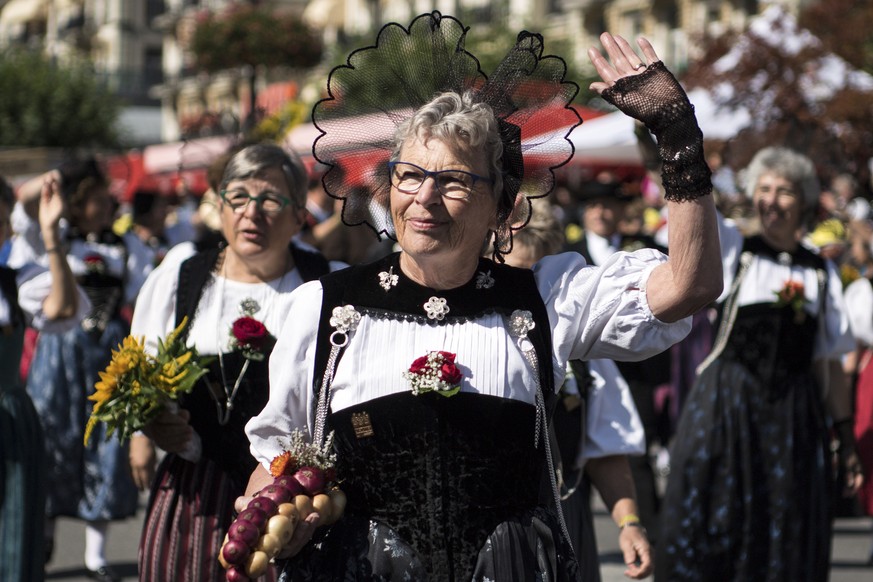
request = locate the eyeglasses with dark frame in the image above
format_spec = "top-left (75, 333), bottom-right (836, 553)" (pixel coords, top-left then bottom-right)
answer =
top-left (219, 189), bottom-right (293, 215)
top-left (388, 161), bottom-right (492, 201)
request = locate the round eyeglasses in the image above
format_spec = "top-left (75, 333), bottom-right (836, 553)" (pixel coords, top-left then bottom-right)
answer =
top-left (219, 189), bottom-right (292, 215)
top-left (388, 161), bottom-right (492, 201)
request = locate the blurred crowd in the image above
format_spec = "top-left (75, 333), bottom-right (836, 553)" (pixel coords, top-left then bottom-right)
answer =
top-left (1, 133), bottom-right (873, 581)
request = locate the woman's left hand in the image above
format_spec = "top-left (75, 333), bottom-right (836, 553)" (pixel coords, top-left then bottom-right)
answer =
top-left (618, 525), bottom-right (653, 579)
top-left (587, 33), bottom-right (659, 95)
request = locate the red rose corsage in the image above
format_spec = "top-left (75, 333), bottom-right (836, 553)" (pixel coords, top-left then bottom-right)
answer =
top-left (403, 351), bottom-right (463, 397)
top-left (774, 279), bottom-right (808, 323)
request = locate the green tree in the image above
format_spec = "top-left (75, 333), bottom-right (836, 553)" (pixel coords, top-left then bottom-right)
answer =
top-left (799, 0), bottom-right (873, 76)
top-left (189, 3), bottom-right (323, 134)
top-left (0, 49), bottom-right (120, 148)
top-left (681, 10), bottom-right (873, 188)
top-left (190, 4), bottom-right (323, 72)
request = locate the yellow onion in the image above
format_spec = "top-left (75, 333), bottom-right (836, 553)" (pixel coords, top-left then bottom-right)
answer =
top-left (266, 514), bottom-right (294, 545)
top-left (254, 532), bottom-right (281, 558)
top-left (277, 502), bottom-right (298, 521)
top-left (244, 550), bottom-right (270, 578)
top-left (294, 494), bottom-right (314, 519)
top-left (312, 494), bottom-right (332, 523)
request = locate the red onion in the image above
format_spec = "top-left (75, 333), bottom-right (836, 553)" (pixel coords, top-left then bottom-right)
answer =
top-left (274, 475), bottom-right (305, 496)
top-left (247, 496), bottom-right (279, 515)
top-left (236, 507), bottom-right (268, 531)
top-left (259, 484), bottom-right (292, 505)
top-left (221, 539), bottom-right (251, 566)
top-left (293, 466), bottom-right (326, 495)
top-left (226, 519), bottom-right (260, 547)
top-left (225, 566), bottom-right (251, 582)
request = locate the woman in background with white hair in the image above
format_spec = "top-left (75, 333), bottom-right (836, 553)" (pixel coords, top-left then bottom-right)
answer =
top-left (657, 147), bottom-right (862, 581)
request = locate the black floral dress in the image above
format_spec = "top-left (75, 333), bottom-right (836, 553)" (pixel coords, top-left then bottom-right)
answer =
top-left (657, 237), bottom-right (841, 581)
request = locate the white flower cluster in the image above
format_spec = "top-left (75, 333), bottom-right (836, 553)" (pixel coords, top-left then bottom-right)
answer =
top-left (277, 428), bottom-right (337, 470)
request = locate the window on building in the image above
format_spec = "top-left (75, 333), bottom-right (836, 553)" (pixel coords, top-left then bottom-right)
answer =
top-left (146, 0), bottom-right (166, 23)
top-left (145, 47), bottom-right (164, 88)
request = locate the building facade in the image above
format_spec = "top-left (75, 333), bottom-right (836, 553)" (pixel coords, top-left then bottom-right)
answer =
top-left (0, 0), bottom-right (814, 146)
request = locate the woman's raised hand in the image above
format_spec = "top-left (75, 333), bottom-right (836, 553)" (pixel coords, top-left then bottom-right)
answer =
top-left (588, 33), bottom-right (659, 95)
top-left (38, 176), bottom-right (66, 237)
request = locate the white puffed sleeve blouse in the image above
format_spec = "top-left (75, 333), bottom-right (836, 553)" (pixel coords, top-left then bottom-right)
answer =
top-left (247, 250), bottom-right (691, 467)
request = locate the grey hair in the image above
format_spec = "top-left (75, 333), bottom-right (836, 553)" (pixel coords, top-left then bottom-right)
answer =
top-left (390, 91), bottom-right (504, 203)
top-left (220, 143), bottom-right (308, 208)
top-left (743, 147), bottom-right (820, 209)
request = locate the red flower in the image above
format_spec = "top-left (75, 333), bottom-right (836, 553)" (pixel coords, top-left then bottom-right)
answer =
top-left (777, 280), bottom-right (804, 303)
top-left (408, 355), bottom-right (429, 374)
top-left (440, 362), bottom-right (462, 385)
top-left (774, 280), bottom-right (808, 323)
top-left (83, 255), bottom-right (106, 273)
top-left (232, 317), bottom-right (269, 350)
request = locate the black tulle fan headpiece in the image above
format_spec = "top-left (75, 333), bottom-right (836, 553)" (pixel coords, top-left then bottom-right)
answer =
top-left (311, 11), bottom-right (581, 259)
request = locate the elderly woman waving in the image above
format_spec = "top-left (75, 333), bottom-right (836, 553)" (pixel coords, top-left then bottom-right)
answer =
top-left (242, 13), bottom-right (721, 581)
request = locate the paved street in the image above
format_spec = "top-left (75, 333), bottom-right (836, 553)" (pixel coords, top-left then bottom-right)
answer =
top-left (45, 491), bottom-right (873, 581)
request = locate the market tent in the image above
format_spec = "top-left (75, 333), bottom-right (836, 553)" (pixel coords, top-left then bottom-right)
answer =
top-left (569, 88), bottom-right (753, 165)
top-left (283, 105), bottom-right (609, 184)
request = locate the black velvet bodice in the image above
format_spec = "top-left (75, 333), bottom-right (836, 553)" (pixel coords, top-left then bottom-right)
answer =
top-left (720, 303), bottom-right (818, 397)
top-left (71, 229), bottom-right (127, 333)
top-left (330, 391), bottom-right (543, 580)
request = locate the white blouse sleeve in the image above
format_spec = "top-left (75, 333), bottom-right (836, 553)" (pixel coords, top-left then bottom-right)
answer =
top-left (577, 358), bottom-right (645, 466)
top-left (535, 251), bottom-right (692, 368)
top-left (845, 277), bottom-right (873, 347)
top-left (246, 280), bottom-right (324, 468)
top-left (816, 258), bottom-right (854, 359)
top-left (715, 215), bottom-right (744, 304)
top-left (15, 263), bottom-right (91, 333)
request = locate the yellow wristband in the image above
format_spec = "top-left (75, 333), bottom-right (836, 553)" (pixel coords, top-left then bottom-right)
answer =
top-left (618, 514), bottom-right (641, 529)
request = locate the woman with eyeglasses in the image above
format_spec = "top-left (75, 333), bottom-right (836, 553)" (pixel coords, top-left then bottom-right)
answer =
top-left (239, 13), bottom-right (722, 581)
top-left (129, 143), bottom-right (342, 582)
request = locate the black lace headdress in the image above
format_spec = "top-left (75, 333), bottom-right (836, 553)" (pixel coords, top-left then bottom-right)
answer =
top-left (311, 11), bottom-right (581, 259)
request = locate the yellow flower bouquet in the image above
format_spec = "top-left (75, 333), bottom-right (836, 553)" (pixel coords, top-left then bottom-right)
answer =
top-left (84, 317), bottom-right (211, 445)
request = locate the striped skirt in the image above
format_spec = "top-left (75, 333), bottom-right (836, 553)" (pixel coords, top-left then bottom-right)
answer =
top-left (139, 454), bottom-right (277, 581)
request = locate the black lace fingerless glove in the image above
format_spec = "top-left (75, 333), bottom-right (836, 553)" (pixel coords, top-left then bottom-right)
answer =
top-left (601, 61), bottom-right (711, 202)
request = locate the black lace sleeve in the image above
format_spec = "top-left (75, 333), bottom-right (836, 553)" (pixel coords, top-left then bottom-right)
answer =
top-left (601, 61), bottom-right (711, 202)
